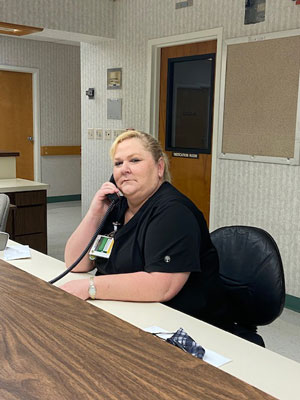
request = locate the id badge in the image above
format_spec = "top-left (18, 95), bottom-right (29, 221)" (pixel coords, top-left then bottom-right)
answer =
top-left (89, 235), bottom-right (114, 260)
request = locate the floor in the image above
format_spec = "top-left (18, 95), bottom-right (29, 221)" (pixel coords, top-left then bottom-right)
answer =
top-left (47, 201), bottom-right (300, 364)
top-left (47, 201), bottom-right (82, 262)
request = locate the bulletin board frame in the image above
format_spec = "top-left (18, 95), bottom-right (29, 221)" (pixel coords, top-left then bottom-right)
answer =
top-left (218, 29), bottom-right (300, 166)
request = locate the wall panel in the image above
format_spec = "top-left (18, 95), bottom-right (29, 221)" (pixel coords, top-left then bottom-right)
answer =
top-left (222, 36), bottom-right (300, 158)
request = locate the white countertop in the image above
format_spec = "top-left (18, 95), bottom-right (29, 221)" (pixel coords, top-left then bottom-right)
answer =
top-left (1, 240), bottom-right (300, 400)
top-left (0, 178), bottom-right (49, 193)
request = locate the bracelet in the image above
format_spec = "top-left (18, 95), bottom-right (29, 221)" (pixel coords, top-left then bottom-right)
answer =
top-left (88, 276), bottom-right (97, 299)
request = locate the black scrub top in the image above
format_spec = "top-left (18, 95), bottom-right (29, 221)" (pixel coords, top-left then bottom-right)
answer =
top-left (95, 182), bottom-right (229, 327)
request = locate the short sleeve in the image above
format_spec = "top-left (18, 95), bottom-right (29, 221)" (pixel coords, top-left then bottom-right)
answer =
top-left (143, 203), bottom-right (201, 273)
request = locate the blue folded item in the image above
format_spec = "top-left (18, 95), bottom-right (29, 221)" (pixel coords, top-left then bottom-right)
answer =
top-left (167, 327), bottom-right (205, 359)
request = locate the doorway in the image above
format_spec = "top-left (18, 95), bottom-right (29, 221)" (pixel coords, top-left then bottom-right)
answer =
top-left (159, 40), bottom-right (216, 223)
top-left (146, 28), bottom-right (223, 228)
top-left (0, 65), bottom-right (40, 181)
top-left (0, 70), bottom-right (34, 179)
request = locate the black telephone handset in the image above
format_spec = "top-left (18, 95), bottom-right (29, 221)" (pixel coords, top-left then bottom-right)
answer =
top-left (49, 175), bottom-right (119, 284)
top-left (106, 174), bottom-right (119, 203)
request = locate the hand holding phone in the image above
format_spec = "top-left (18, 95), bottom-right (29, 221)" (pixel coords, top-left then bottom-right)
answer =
top-left (88, 176), bottom-right (119, 219)
top-left (49, 175), bottom-right (120, 284)
top-left (106, 175), bottom-right (119, 203)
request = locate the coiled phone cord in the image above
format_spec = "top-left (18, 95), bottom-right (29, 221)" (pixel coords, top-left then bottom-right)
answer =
top-left (48, 198), bottom-right (118, 284)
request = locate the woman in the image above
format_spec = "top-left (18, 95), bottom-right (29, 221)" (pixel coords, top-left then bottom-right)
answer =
top-left (61, 130), bottom-right (229, 328)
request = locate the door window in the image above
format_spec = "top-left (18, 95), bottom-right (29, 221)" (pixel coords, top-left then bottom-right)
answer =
top-left (165, 54), bottom-right (215, 154)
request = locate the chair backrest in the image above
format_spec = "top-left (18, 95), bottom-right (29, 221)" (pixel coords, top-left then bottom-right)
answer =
top-left (0, 194), bottom-right (10, 232)
top-left (210, 226), bottom-right (285, 327)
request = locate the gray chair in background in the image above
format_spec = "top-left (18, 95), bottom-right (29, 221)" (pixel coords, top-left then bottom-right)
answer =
top-left (0, 194), bottom-right (10, 232)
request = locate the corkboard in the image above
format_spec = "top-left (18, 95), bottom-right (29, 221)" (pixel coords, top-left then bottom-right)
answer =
top-left (222, 36), bottom-right (300, 158)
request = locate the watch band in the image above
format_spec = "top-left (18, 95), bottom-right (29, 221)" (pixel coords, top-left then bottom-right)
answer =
top-left (88, 276), bottom-right (97, 299)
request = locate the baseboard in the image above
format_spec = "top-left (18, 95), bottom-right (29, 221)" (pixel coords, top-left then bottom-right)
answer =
top-left (47, 194), bottom-right (81, 203)
top-left (285, 294), bottom-right (300, 313)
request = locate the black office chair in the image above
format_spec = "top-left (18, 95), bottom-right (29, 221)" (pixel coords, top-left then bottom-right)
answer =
top-left (210, 225), bottom-right (285, 347)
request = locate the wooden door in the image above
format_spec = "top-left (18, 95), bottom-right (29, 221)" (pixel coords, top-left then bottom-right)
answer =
top-left (159, 41), bottom-right (216, 224)
top-left (0, 70), bottom-right (34, 180)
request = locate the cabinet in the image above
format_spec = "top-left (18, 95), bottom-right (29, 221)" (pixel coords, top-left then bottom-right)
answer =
top-left (5, 190), bottom-right (47, 254)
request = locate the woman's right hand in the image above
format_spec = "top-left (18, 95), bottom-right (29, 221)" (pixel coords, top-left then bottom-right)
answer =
top-left (64, 180), bottom-right (119, 272)
top-left (88, 181), bottom-right (119, 218)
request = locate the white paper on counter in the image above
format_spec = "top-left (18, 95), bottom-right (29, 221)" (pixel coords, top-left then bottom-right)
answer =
top-left (144, 326), bottom-right (231, 368)
top-left (4, 244), bottom-right (31, 261)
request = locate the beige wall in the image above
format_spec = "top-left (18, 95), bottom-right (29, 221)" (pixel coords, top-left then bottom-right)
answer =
top-left (80, 0), bottom-right (300, 297)
top-left (0, 36), bottom-right (81, 196)
top-left (0, 0), bottom-right (113, 37)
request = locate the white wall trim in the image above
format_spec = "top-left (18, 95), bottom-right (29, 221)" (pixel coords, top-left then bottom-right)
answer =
top-left (146, 27), bottom-right (224, 228)
top-left (226, 28), bottom-right (300, 45)
top-left (0, 64), bottom-right (41, 181)
top-left (218, 29), bottom-right (300, 166)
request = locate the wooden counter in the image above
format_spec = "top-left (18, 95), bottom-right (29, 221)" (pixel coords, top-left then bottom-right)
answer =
top-left (0, 151), bottom-right (20, 157)
top-left (2, 247), bottom-right (300, 400)
top-left (0, 179), bottom-right (49, 254)
top-left (0, 178), bottom-right (49, 192)
top-left (0, 258), bottom-right (275, 400)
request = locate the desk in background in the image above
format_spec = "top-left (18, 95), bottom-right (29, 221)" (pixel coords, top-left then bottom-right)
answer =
top-left (1, 242), bottom-right (300, 399)
top-left (0, 179), bottom-right (49, 253)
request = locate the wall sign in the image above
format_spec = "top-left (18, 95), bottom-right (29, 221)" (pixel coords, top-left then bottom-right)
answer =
top-left (172, 152), bottom-right (199, 159)
top-left (107, 68), bottom-right (122, 89)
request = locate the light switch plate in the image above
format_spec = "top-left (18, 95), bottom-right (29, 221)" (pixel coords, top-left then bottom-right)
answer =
top-left (104, 129), bottom-right (112, 140)
top-left (95, 129), bottom-right (103, 140)
top-left (88, 128), bottom-right (95, 139)
top-left (112, 130), bottom-right (119, 139)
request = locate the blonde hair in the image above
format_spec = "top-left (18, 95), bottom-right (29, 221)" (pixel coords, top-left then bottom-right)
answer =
top-left (110, 130), bottom-right (171, 182)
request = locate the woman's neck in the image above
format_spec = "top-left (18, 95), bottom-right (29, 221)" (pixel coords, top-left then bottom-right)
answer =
top-left (127, 198), bottom-right (148, 216)
top-left (127, 181), bottom-right (163, 216)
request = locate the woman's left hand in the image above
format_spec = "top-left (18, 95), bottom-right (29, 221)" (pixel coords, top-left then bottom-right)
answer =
top-left (59, 279), bottom-right (90, 300)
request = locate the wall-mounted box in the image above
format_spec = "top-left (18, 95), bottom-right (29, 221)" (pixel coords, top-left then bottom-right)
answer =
top-left (107, 99), bottom-right (122, 120)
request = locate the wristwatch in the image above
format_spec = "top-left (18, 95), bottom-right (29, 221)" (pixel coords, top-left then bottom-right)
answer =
top-left (88, 276), bottom-right (97, 299)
